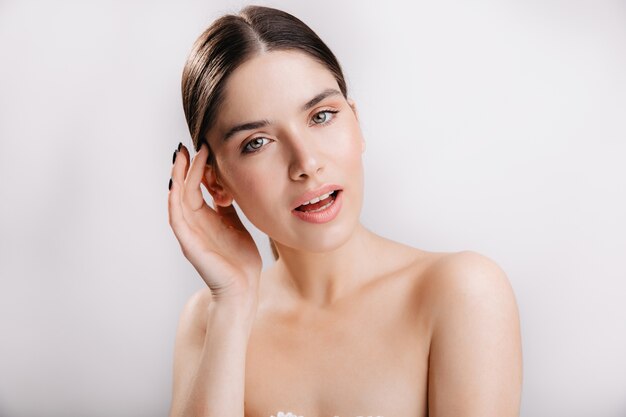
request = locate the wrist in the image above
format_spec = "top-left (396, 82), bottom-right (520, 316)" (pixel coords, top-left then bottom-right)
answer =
top-left (209, 292), bottom-right (258, 324)
top-left (208, 272), bottom-right (258, 304)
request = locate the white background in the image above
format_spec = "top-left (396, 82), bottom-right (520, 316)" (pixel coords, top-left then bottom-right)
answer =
top-left (1, 1), bottom-right (625, 416)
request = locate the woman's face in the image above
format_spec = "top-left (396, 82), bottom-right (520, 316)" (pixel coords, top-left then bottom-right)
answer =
top-left (204, 50), bottom-right (365, 253)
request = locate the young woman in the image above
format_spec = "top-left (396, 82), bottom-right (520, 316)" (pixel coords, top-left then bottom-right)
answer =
top-left (167, 5), bottom-right (522, 417)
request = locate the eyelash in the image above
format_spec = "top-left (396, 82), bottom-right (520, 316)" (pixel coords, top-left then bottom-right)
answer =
top-left (241, 109), bottom-right (340, 154)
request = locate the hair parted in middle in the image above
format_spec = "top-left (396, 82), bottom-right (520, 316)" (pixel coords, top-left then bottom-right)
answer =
top-left (181, 5), bottom-right (350, 260)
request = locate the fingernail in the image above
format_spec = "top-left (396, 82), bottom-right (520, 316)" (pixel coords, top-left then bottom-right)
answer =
top-left (177, 142), bottom-right (182, 151)
top-left (168, 178), bottom-right (172, 190)
top-left (172, 149), bottom-right (177, 164)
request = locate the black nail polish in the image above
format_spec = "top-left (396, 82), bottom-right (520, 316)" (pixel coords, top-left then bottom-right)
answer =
top-left (172, 149), bottom-right (177, 164)
top-left (177, 142), bottom-right (182, 151)
top-left (168, 178), bottom-right (172, 190)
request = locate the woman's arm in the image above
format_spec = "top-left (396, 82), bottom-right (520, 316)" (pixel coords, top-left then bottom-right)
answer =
top-left (169, 288), bottom-right (256, 417)
top-left (167, 143), bottom-right (262, 416)
top-left (427, 251), bottom-right (523, 417)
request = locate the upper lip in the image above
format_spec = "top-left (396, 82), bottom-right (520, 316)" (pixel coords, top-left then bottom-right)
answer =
top-left (291, 184), bottom-right (343, 210)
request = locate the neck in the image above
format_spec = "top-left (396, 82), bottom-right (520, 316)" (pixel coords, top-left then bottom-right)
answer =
top-left (271, 223), bottom-right (383, 307)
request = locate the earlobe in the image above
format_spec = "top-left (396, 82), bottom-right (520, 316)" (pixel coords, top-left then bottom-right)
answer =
top-left (347, 98), bottom-right (365, 153)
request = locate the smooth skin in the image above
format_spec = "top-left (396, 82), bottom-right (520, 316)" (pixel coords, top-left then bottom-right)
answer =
top-left (168, 50), bottom-right (522, 417)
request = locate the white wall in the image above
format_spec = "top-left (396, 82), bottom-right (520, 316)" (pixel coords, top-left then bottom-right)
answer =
top-left (0, 1), bottom-right (624, 416)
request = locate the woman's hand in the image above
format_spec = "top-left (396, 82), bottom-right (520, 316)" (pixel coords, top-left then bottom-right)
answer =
top-left (167, 142), bottom-right (262, 305)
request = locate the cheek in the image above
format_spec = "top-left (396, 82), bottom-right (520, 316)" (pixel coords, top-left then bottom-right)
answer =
top-left (228, 169), bottom-right (266, 204)
top-left (332, 125), bottom-right (364, 167)
top-left (222, 164), bottom-right (279, 223)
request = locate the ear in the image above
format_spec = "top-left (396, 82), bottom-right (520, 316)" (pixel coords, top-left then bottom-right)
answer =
top-left (202, 164), bottom-right (233, 207)
top-left (347, 97), bottom-right (359, 122)
top-left (347, 97), bottom-right (366, 154)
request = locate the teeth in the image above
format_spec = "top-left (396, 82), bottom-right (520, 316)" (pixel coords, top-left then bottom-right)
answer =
top-left (308, 199), bottom-right (334, 213)
top-left (300, 191), bottom-right (334, 206)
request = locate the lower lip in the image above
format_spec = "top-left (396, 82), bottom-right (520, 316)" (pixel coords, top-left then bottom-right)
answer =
top-left (291, 191), bottom-right (343, 224)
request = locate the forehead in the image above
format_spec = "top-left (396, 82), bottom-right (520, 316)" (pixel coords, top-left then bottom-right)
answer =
top-left (216, 50), bottom-right (340, 128)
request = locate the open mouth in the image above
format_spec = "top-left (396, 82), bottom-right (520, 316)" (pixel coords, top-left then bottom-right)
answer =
top-left (294, 190), bottom-right (340, 213)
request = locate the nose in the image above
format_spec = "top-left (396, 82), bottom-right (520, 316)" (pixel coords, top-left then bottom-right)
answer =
top-left (287, 132), bottom-right (324, 181)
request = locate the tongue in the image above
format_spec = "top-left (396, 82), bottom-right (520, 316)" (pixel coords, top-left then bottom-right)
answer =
top-left (298, 193), bottom-right (335, 212)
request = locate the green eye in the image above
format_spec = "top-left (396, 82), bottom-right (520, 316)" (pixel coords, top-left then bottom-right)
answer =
top-left (243, 137), bottom-right (270, 153)
top-left (312, 110), bottom-right (339, 124)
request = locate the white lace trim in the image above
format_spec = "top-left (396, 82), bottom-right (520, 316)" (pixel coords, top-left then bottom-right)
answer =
top-left (270, 412), bottom-right (303, 417)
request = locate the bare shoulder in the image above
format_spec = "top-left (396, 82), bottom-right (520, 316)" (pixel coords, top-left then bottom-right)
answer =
top-left (169, 287), bottom-right (213, 417)
top-left (172, 287), bottom-right (213, 359)
top-left (420, 250), bottom-right (518, 313)
top-left (420, 250), bottom-right (523, 416)
top-left (187, 286), bottom-right (213, 310)
top-left (179, 287), bottom-right (213, 335)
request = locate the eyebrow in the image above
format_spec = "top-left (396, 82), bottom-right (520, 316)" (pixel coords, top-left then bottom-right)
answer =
top-left (222, 88), bottom-right (342, 142)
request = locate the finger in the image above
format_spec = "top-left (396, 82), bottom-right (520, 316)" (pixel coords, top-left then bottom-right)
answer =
top-left (186, 142), bottom-right (209, 186)
top-left (169, 142), bottom-right (195, 236)
top-left (200, 175), bottom-right (216, 209)
top-left (171, 142), bottom-right (189, 186)
top-left (168, 167), bottom-right (194, 245)
top-left (178, 144), bottom-right (190, 180)
top-left (184, 142), bottom-right (210, 211)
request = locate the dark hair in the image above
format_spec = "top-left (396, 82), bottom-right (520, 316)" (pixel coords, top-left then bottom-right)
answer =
top-left (181, 5), bottom-right (349, 260)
